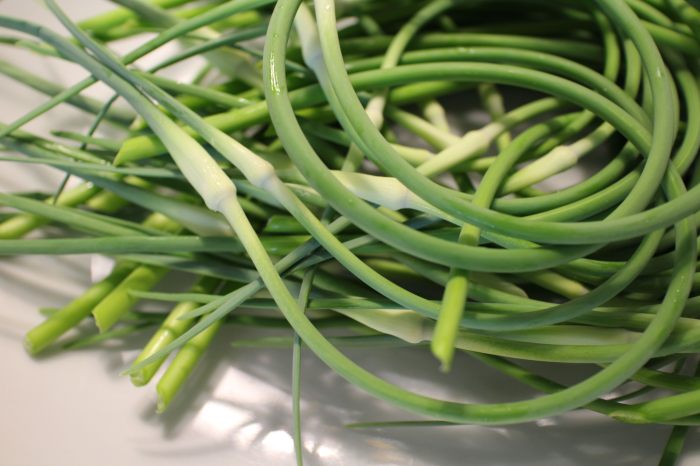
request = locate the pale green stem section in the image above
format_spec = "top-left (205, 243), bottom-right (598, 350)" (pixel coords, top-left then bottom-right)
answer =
top-left (502, 124), bottom-right (615, 193)
top-left (156, 313), bottom-right (222, 412)
top-left (92, 265), bottom-right (167, 332)
top-left (130, 277), bottom-right (219, 386)
top-left (416, 97), bottom-right (563, 178)
top-left (387, 106), bottom-right (461, 149)
top-left (92, 213), bottom-right (179, 332)
top-left (421, 99), bottom-right (451, 133)
top-left (24, 261), bottom-right (134, 354)
top-left (518, 270), bottom-right (589, 298)
top-left (478, 83), bottom-right (511, 151)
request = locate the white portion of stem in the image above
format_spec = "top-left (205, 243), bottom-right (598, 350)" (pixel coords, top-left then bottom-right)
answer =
top-left (503, 123), bottom-right (615, 193)
top-left (480, 121), bottom-right (507, 142)
top-left (365, 95), bottom-right (386, 128)
top-left (148, 114), bottom-right (237, 213)
top-left (417, 126), bottom-right (498, 177)
top-left (328, 171), bottom-right (461, 224)
top-left (421, 100), bottom-right (451, 133)
top-left (334, 308), bottom-right (427, 344)
top-left (202, 127), bottom-right (278, 191)
top-left (330, 171), bottom-right (415, 210)
top-left (295, 3), bottom-right (324, 74)
top-left (501, 146), bottom-right (579, 194)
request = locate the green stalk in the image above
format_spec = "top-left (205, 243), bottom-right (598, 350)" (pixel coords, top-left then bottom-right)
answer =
top-left (658, 426), bottom-right (690, 466)
top-left (78, 0), bottom-right (191, 34)
top-left (292, 268), bottom-right (315, 466)
top-left (156, 295), bottom-right (224, 412)
top-left (130, 276), bottom-right (221, 386)
top-left (91, 213), bottom-right (179, 332)
top-left (0, 0), bottom-right (274, 140)
top-left (110, 0), bottom-right (261, 88)
top-left (6, 0), bottom-right (700, 451)
top-left (0, 59), bottom-right (133, 124)
top-left (0, 182), bottom-right (99, 239)
top-left (24, 261), bottom-right (135, 354)
top-left (477, 83), bottom-right (510, 150)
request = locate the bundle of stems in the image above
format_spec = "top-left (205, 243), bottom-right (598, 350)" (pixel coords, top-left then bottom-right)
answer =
top-left (2, 0), bottom-right (700, 464)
